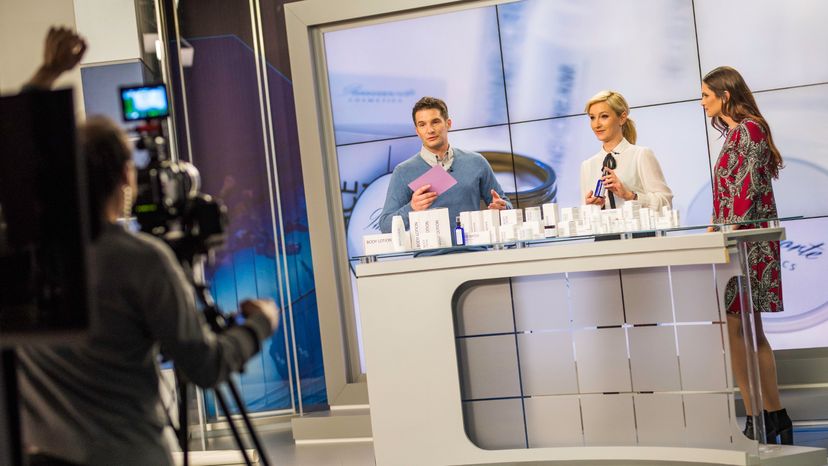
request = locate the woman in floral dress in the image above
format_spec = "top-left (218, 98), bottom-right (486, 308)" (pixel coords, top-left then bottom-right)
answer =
top-left (701, 66), bottom-right (791, 444)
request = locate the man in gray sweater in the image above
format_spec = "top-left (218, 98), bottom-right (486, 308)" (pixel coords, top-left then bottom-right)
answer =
top-left (378, 97), bottom-right (512, 234)
top-left (16, 27), bottom-right (279, 466)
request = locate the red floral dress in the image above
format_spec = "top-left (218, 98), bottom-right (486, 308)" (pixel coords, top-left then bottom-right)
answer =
top-left (713, 119), bottom-right (783, 314)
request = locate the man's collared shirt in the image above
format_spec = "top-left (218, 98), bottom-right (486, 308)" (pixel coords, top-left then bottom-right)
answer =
top-left (419, 145), bottom-right (454, 171)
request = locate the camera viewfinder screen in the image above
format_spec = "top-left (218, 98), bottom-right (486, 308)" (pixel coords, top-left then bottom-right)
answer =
top-left (120, 84), bottom-right (169, 121)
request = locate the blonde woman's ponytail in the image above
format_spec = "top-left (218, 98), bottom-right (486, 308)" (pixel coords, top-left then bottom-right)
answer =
top-left (622, 117), bottom-right (637, 144)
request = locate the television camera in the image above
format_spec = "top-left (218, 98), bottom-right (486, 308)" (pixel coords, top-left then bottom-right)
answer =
top-left (120, 83), bottom-right (227, 262)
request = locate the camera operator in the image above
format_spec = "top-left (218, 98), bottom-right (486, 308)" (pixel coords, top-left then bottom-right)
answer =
top-left (15, 28), bottom-right (280, 466)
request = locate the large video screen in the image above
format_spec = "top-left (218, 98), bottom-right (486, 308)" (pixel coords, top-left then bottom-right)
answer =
top-left (323, 0), bottom-right (828, 350)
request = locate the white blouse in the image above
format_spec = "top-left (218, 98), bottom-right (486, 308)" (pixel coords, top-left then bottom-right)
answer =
top-left (579, 138), bottom-right (673, 210)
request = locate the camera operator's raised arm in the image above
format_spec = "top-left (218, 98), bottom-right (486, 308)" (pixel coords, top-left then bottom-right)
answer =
top-left (24, 27), bottom-right (87, 90)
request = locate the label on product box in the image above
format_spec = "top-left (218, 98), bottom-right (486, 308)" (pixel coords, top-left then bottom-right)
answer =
top-left (409, 208), bottom-right (451, 250)
top-left (363, 233), bottom-right (396, 255)
top-left (500, 209), bottom-right (523, 226)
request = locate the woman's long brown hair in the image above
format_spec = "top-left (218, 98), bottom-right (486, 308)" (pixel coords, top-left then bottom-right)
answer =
top-left (703, 66), bottom-right (783, 178)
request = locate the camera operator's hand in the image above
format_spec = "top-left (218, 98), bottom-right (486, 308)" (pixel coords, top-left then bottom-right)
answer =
top-left (26, 26), bottom-right (87, 90)
top-left (240, 299), bottom-right (279, 332)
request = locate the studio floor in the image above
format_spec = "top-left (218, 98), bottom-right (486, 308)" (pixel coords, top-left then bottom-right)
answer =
top-left (185, 420), bottom-right (828, 466)
top-left (194, 420), bottom-right (374, 466)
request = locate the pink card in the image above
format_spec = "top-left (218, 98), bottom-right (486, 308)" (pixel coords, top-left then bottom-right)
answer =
top-left (407, 165), bottom-right (457, 195)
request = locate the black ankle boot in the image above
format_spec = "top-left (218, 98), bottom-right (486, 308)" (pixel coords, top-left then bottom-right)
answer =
top-left (743, 415), bottom-right (755, 440)
top-left (743, 411), bottom-right (772, 442)
top-left (767, 408), bottom-right (794, 445)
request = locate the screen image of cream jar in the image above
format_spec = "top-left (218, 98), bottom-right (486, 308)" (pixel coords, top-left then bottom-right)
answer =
top-left (480, 151), bottom-right (557, 208)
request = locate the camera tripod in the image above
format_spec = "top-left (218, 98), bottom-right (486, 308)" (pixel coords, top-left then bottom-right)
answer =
top-left (172, 258), bottom-right (272, 466)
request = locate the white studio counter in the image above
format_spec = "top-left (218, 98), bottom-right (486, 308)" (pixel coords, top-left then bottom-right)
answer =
top-left (354, 228), bottom-right (827, 466)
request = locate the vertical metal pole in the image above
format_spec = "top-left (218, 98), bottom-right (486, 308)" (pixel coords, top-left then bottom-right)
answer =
top-left (155, 0), bottom-right (191, 163)
top-left (195, 387), bottom-right (208, 451)
top-left (248, 0), bottom-right (301, 414)
top-left (736, 240), bottom-right (767, 444)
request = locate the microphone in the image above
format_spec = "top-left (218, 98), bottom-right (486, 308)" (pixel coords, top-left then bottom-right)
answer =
top-left (601, 153), bottom-right (617, 209)
top-left (602, 152), bottom-right (617, 174)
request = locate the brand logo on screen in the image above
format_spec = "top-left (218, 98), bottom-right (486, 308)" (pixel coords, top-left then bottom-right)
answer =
top-left (766, 218), bottom-right (828, 344)
top-left (342, 84), bottom-right (415, 103)
top-left (779, 240), bottom-right (823, 271)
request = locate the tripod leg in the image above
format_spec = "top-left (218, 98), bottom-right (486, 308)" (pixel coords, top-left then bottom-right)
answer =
top-left (2, 350), bottom-right (23, 466)
top-left (224, 378), bottom-right (271, 466)
top-left (213, 386), bottom-right (254, 466)
top-left (175, 370), bottom-right (189, 466)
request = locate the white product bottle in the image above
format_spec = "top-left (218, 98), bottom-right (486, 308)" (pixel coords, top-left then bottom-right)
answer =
top-left (391, 215), bottom-right (408, 252)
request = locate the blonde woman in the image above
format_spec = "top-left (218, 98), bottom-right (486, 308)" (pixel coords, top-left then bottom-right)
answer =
top-left (580, 90), bottom-right (672, 210)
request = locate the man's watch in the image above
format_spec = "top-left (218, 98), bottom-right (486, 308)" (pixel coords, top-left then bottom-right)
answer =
top-left (631, 192), bottom-right (638, 201)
